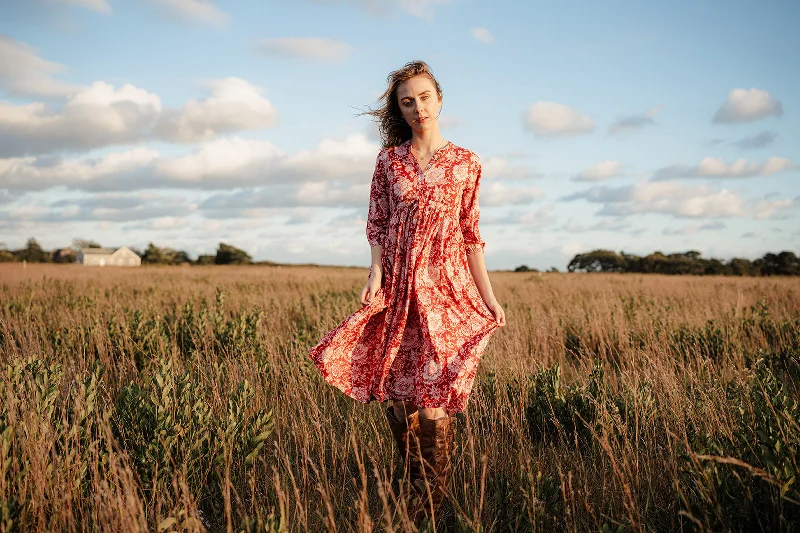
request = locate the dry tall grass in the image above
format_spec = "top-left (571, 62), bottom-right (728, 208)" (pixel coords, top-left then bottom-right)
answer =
top-left (1, 264), bottom-right (798, 532)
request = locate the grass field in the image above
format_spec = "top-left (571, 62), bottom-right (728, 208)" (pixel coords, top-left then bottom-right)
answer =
top-left (1, 263), bottom-right (798, 532)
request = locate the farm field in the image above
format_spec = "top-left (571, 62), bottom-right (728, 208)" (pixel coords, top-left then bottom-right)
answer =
top-left (0, 264), bottom-right (798, 532)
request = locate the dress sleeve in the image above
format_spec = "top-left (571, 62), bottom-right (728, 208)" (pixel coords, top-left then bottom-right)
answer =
top-left (460, 154), bottom-right (486, 256)
top-left (366, 149), bottom-right (389, 247)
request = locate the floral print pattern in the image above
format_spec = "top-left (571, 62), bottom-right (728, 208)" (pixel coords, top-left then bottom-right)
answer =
top-left (307, 140), bottom-right (500, 414)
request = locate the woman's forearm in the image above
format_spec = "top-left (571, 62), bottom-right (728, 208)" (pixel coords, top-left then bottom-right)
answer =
top-left (370, 244), bottom-right (383, 272)
top-left (466, 251), bottom-right (497, 304)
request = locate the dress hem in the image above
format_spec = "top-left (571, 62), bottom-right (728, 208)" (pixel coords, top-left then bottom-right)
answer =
top-left (312, 365), bottom-right (467, 415)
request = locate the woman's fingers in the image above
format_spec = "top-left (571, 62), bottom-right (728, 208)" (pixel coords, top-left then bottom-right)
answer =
top-left (493, 304), bottom-right (505, 326)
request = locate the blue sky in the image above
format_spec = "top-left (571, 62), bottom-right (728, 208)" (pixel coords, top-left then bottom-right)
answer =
top-left (0, 0), bottom-right (798, 270)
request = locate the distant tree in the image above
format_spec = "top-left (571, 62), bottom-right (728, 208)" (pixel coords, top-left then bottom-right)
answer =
top-left (196, 255), bottom-right (216, 265)
top-left (173, 250), bottom-right (192, 265)
top-left (548, 266), bottom-right (559, 273)
top-left (17, 238), bottom-right (50, 263)
top-left (730, 257), bottom-right (757, 276)
top-left (514, 264), bottom-right (538, 272)
top-left (620, 251), bottom-right (644, 272)
top-left (142, 243), bottom-right (192, 265)
top-left (684, 250), bottom-right (702, 260)
top-left (0, 251), bottom-right (15, 263)
top-left (778, 251), bottom-right (800, 276)
top-left (567, 248), bottom-right (798, 277)
top-left (703, 258), bottom-right (729, 276)
top-left (664, 252), bottom-right (707, 275)
top-left (757, 251), bottom-right (800, 276)
top-left (142, 243), bottom-right (166, 264)
top-left (567, 250), bottom-right (625, 272)
top-left (642, 252), bottom-right (670, 274)
top-left (215, 243), bottom-right (252, 265)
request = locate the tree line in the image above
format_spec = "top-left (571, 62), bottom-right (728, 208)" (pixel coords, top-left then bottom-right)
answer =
top-left (0, 238), bottom-right (260, 266)
top-left (3, 237), bottom-right (798, 276)
top-left (565, 249), bottom-right (800, 276)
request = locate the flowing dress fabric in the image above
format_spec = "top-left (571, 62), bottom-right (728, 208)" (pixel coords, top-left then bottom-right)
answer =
top-left (307, 141), bottom-right (500, 415)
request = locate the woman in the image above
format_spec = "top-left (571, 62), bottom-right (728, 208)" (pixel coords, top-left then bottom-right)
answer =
top-left (308, 60), bottom-right (506, 525)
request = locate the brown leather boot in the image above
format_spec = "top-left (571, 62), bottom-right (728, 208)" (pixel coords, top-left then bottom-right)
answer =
top-left (410, 415), bottom-right (455, 526)
top-left (384, 405), bottom-right (421, 485)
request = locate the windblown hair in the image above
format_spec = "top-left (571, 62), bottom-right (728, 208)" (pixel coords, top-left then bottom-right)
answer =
top-left (363, 60), bottom-right (442, 149)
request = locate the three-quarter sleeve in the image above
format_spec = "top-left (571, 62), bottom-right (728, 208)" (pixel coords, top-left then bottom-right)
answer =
top-left (366, 149), bottom-right (389, 247)
top-left (460, 154), bottom-right (486, 256)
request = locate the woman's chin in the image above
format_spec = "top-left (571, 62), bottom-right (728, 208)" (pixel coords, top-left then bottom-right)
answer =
top-left (410, 121), bottom-right (435, 133)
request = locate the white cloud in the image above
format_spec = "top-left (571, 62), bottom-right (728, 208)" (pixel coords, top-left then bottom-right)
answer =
top-left (480, 182), bottom-right (542, 206)
top-left (754, 198), bottom-right (793, 219)
top-left (0, 78), bottom-right (277, 156)
top-left (653, 156), bottom-right (797, 180)
top-left (307, 0), bottom-right (450, 19)
top-left (559, 217), bottom-right (629, 233)
top-left (155, 77), bottom-right (277, 142)
top-left (713, 88), bottom-right (783, 124)
top-left (156, 137), bottom-right (285, 185)
top-left (0, 148), bottom-right (161, 190)
top-left (487, 205), bottom-right (555, 227)
top-left (281, 134), bottom-right (377, 182)
top-left (0, 36), bottom-right (82, 97)
top-left (592, 218), bottom-right (635, 232)
top-left (138, 216), bottom-right (192, 230)
top-left (0, 82), bottom-right (162, 156)
top-left (471, 27), bottom-right (493, 44)
top-left (481, 156), bottom-right (541, 181)
top-left (563, 181), bottom-right (749, 219)
top-left (0, 133), bottom-right (379, 192)
top-left (3, 190), bottom-right (195, 223)
top-left (662, 221), bottom-right (726, 236)
top-left (522, 101), bottom-right (595, 138)
top-left (573, 161), bottom-right (623, 182)
top-left (608, 106), bottom-right (661, 135)
top-left (257, 37), bottom-right (352, 62)
top-left (741, 230), bottom-right (762, 238)
top-left (398, 0), bottom-right (451, 19)
top-left (147, 0), bottom-right (230, 26)
top-left (57, 0), bottom-right (111, 12)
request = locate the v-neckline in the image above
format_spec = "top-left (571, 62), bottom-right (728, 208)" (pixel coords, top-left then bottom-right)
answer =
top-left (406, 140), bottom-right (450, 176)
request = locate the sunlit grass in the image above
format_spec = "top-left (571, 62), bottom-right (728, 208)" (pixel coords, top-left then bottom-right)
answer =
top-left (1, 264), bottom-right (798, 532)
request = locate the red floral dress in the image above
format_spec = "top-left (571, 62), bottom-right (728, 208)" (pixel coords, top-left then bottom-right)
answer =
top-left (308, 140), bottom-right (500, 414)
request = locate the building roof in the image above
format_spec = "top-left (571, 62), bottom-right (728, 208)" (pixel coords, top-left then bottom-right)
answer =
top-left (80, 248), bottom-right (118, 255)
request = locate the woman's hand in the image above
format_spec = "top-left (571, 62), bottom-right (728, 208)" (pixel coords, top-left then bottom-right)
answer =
top-left (485, 298), bottom-right (506, 326)
top-left (360, 266), bottom-right (382, 306)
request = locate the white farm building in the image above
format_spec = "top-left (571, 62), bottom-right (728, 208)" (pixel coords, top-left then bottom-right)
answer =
top-left (76, 246), bottom-right (141, 267)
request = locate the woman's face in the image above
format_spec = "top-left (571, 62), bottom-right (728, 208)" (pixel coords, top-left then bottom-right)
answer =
top-left (396, 74), bottom-right (442, 133)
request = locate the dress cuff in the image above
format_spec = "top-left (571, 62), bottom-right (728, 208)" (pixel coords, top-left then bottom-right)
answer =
top-left (465, 242), bottom-right (485, 256)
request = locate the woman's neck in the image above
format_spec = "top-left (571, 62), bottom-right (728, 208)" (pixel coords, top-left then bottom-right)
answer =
top-left (410, 127), bottom-right (445, 155)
